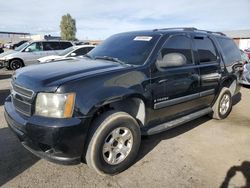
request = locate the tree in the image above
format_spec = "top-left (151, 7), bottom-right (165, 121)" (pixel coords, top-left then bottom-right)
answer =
top-left (60, 13), bottom-right (76, 40)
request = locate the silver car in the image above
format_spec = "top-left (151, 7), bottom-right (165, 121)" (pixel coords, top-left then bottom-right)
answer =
top-left (37, 45), bottom-right (95, 63)
top-left (0, 40), bottom-right (73, 70)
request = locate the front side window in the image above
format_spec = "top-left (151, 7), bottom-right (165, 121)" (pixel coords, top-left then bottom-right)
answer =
top-left (25, 42), bottom-right (42, 52)
top-left (157, 35), bottom-right (193, 67)
top-left (88, 33), bottom-right (161, 65)
top-left (194, 37), bottom-right (217, 63)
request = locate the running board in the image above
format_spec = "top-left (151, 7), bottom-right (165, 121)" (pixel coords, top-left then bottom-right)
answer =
top-left (143, 107), bottom-right (212, 135)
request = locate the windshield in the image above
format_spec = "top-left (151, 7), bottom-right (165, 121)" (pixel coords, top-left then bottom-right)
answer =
top-left (88, 33), bottom-right (160, 65)
top-left (59, 46), bottom-right (75, 56)
top-left (14, 41), bottom-right (31, 51)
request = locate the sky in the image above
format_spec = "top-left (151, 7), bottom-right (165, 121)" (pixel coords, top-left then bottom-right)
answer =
top-left (0, 0), bottom-right (250, 40)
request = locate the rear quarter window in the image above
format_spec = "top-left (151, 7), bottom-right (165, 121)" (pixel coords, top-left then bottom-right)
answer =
top-left (216, 37), bottom-right (241, 64)
top-left (60, 42), bottom-right (73, 49)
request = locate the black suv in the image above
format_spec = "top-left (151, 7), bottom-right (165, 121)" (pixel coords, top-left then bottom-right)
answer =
top-left (4, 28), bottom-right (243, 175)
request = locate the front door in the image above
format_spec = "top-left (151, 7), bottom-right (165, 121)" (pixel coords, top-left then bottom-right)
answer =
top-left (21, 42), bottom-right (43, 65)
top-left (148, 34), bottom-right (201, 125)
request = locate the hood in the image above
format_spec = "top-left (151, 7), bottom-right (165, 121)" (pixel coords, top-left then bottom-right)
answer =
top-left (38, 55), bottom-right (62, 63)
top-left (0, 50), bottom-right (16, 59)
top-left (13, 58), bottom-right (128, 92)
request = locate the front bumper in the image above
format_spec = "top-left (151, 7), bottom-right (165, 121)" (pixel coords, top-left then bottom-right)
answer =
top-left (0, 60), bottom-right (8, 68)
top-left (4, 96), bottom-right (91, 165)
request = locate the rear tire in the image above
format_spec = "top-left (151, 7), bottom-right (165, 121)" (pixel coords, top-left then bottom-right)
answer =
top-left (9, 59), bottom-right (23, 70)
top-left (212, 87), bottom-right (232, 120)
top-left (85, 110), bottom-right (141, 175)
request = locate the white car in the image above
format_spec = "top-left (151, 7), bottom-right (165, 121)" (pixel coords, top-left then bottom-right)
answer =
top-left (0, 40), bottom-right (73, 70)
top-left (37, 45), bottom-right (95, 63)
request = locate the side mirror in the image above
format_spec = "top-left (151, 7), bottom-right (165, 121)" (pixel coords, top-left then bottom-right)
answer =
top-left (25, 48), bottom-right (31, 52)
top-left (157, 53), bottom-right (187, 68)
top-left (70, 52), bottom-right (76, 57)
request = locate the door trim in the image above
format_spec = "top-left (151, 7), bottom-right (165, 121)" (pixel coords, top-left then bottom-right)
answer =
top-left (154, 89), bottom-right (215, 109)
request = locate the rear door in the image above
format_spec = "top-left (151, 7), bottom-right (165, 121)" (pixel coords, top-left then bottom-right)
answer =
top-left (42, 41), bottom-right (61, 56)
top-left (192, 34), bottom-right (221, 106)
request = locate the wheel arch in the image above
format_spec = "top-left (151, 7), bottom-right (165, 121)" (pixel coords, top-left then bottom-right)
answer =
top-left (9, 58), bottom-right (25, 67)
top-left (220, 75), bottom-right (237, 96)
top-left (90, 94), bottom-right (147, 127)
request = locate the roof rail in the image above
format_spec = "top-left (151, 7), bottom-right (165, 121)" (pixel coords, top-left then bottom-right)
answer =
top-left (194, 29), bottom-right (226, 36)
top-left (153, 27), bottom-right (197, 31)
top-left (153, 27), bottom-right (226, 36)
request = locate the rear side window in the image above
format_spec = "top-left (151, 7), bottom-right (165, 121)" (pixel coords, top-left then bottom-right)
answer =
top-left (60, 42), bottom-right (73, 49)
top-left (194, 37), bottom-right (217, 63)
top-left (72, 47), bottom-right (94, 56)
top-left (216, 37), bottom-right (241, 64)
top-left (160, 35), bottom-right (193, 65)
top-left (43, 42), bottom-right (61, 51)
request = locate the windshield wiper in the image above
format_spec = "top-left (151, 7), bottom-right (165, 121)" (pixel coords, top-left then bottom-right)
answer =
top-left (94, 56), bottom-right (132, 66)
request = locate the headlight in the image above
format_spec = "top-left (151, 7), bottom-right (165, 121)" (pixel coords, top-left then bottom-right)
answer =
top-left (35, 93), bottom-right (75, 118)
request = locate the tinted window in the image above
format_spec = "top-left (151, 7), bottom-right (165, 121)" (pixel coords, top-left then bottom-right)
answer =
top-left (160, 35), bottom-right (193, 66)
top-left (216, 37), bottom-right (241, 64)
top-left (194, 37), bottom-right (217, 63)
top-left (43, 42), bottom-right (61, 51)
top-left (71, 47), bottom-right (94, 56)
top-left (60, 42), bottom-right (73, 49)
top-left (26, 42), bottom-right (42, 52)
top-left (88, 33), bottom-right (160, 65)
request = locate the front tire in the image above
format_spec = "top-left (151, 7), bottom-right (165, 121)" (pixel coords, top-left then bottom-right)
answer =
top-left (9, 59), bottom-right (23, 70)
top-left (85, 111), bottom-right (141, 175)
top-left (212, 87), bottom-right (232, 120)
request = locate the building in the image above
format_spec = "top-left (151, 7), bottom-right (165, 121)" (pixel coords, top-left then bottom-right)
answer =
top-left (0, 31), bottom-right (31, 44)
top-left (223, 30), bottom-right (250, 50)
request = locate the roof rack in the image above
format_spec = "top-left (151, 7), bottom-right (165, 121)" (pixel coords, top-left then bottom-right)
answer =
top-left (153, 27), bottom-right (226, 36)
top-left (194, 29), bottom-right (226, 36)
top-left (153, 27), bottom-right (198, 32)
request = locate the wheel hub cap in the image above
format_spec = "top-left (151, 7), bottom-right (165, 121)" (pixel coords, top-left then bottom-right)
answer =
top-left (219, 94), bottom-right (230, 115)
top-left (102, 127), bottom-right (133, 165)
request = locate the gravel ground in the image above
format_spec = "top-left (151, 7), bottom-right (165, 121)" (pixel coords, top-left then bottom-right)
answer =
top-left (0, 68), bottom-right (250, 188)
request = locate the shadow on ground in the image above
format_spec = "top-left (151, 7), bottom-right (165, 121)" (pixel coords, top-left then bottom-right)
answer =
top-left (220, 161), bottom-right (250, 188)
top-left (137, 116), bottom-right (210, 163)
top-left (0, 128), bottom-right (39, 186)
top-left (232, 92), bottom-right (241, 106)
top-left (0, 89), bottom-right (10, 106)
top-left (0, 74), bottom-right (12, 80)
top-left (136, 92), bottom-right (242, 165)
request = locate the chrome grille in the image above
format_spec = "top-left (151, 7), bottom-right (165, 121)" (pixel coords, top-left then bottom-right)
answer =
top-left (11, 82), bottom-right (34, 116)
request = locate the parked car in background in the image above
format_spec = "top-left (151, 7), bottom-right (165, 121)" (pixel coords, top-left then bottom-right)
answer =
top-left (5, 28), bottom-right (243, 175)
top-left (0, 47), bottom-right (3, 54)
top-left (38, 45), bottom-right (95, 63)
top-left (244, 48), bottom-right (250, 59)
top-left (239, 63), bottom-right (250, 86)
top-left (0, 40), bottom-right (73, 70)
top-left (12, 40), bottom-right (29, 49)
top-left (240, 50), bottom-right (250, 65)
top-left (74, 41), bottom-right (90, 45)
top-left (4, 42), bottom-right (13, 49)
